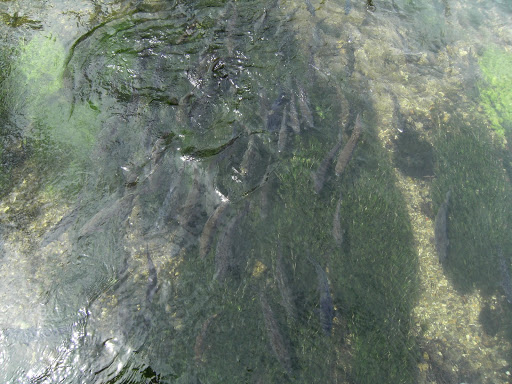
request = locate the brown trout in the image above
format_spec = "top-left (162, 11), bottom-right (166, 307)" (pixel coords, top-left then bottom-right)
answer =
top-left (275, 245), bottom-right (298, 322)
top-left (213, 202), bottom-right (249, 281)
top-left (332, 196), bottom-right (344, 247)
top-left (146, 245), bottom-right (158, 304)
top-left (312, 140), bottom-right (343, 194)
top-left (199, 201), bottom-right (229, 259)
top-left (78, 194), bottom-right (134, 239)
top-left (308, 256), bottom-right (334, 336)
top-left (260, 292), bottom-right (293, 374)
top-left (278, 104), bottom-right (290, 153)
top-left (297, 86), bottom-right (314, 129)
top-left (288, 94), bottom-right (301, 134)
top-left (335, 114), bottom-right (363, 176)
top-left (194, 313), bottom-right (219, 364)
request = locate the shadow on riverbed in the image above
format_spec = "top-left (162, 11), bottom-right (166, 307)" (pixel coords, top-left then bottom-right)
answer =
top-left (8, 0), bottom-right (512, 382)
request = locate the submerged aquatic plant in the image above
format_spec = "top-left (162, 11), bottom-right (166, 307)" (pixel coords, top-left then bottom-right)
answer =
top-left (479, 47), bottom-right (512, 142)
top-left (431, 108), bottom-right (512, 294)
top-left (0, 11), bottom-right (42, 29)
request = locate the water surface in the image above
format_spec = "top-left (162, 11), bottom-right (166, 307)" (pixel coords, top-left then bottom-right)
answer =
top-left (1, 0), bottom-right (512, 383)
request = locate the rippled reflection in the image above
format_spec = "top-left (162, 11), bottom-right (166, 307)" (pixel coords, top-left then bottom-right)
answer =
top-left (0, 0), bottom-right (512, 383)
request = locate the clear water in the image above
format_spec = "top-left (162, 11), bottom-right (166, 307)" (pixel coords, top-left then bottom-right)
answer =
top-left (0, 0), bottom-right (511, 383)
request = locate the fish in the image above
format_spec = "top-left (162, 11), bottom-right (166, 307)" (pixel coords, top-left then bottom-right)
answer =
top-left (154, 164), bottom-right (186, 230)
top-left (258, 169), bottom-right (275, 219)
top-left (146, 245), bottom-right (158, 304)
top-left (275, 244), bottom-right (298, 322)
top-left (213, 216), bottom-right (238, 281)
top-left (260, 292), bottom-right (293, 374)
top-left (194, 313), bottom-right (219, 364)
top-left (304, 0), bottom-right (316, 16)
top-left (297, 86), bottom-right (314, 129)
top-left (254, 8), bottom-right (267, 36)
top-left (266, 92), bottom-right (289, 132)
top-left (345, 42), bottom-right (356, 79)
top-left (288, 94), bottom-right (301, 134)
top-left (240, 135), bottom-right (270, 196)
top-left (312, 140), bottom-right (343, 194)
top-left (150, 133), bottom-right (174, 167)
top-left (441, 0), bottom-right (451, 17)
top-left (177, 170), bottom-right (204, 235)
top-left (498, 247), bottom-right (512, 304)
top-left (41, 207), bottom-right (80, 246)
top-left (335, 114), bottom-right (363, 176)
top-left (434, 190), bottom-right (451, 263)
top-left (336, 87), bottom-right (350, 130)
top-left (78, 194), bottom-right (134, 239)
top-left (332, 195), bottom-right (344, 246)
top-left (258, 88), bottom-right (270, 128)
top-left (199, 201), bottom-right (229, 259)
top-left (240, 135), bottom-right (263, 176)
top-left (121, 163), bottom-right (141, 188)
top-left (213, 202), bottom-right (249, 281)
top-left (308, 256), bottom-right (334, 336)
top-left (176, 92), bottom-right (195, 126)
top-left (278, 104), bottom-right (289, 153)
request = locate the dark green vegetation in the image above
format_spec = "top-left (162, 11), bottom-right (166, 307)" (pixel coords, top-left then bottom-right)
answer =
top-left (0, 42), bottom-right (22, 197)
top-left (479, 47), bottom-right (512, 142)
top-left (63, 0), bottom-right (420, 380)
top-left (479, 48), bottom-right (512, 190)
top-left (271, 93), bottom-right (419, 382)
top-left (419, 42), bottom-right (512, 358)
top-left (428, 87), bottom-right (512, 382)
top-left (0, 32), bottom-right (101, 202)
top-left (6, 0), bottom-right (500, 382)
top-left (0, 11), bottom-right (41, 29)
top-left (431, 106), bottom-right (512, 292)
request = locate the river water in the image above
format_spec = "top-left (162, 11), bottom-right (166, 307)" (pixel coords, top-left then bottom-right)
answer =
top-left (0, 0), bottom-right (511, 383)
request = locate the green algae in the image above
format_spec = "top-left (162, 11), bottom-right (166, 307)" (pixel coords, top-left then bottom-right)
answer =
top-left (0, 32), bottom-right (111, 199)
top-left (335, 129), bottom-right (419, 383)
top-left (133, 1), bottom-right (422, 378)
top-left (13, 34), bottom-right (102, 196)
top-left (0, 0), bottom-right (476, 382)
top-left (17, 34), bottom-right (65, 95)
top-left (138, 3), bottom-right (423, 378)
top-left (479, 47), bottom-right (512, 142)
top-left (0, 11), bottom-right (42, 29)
top-left (261, 98), bottom-right (419, 382)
